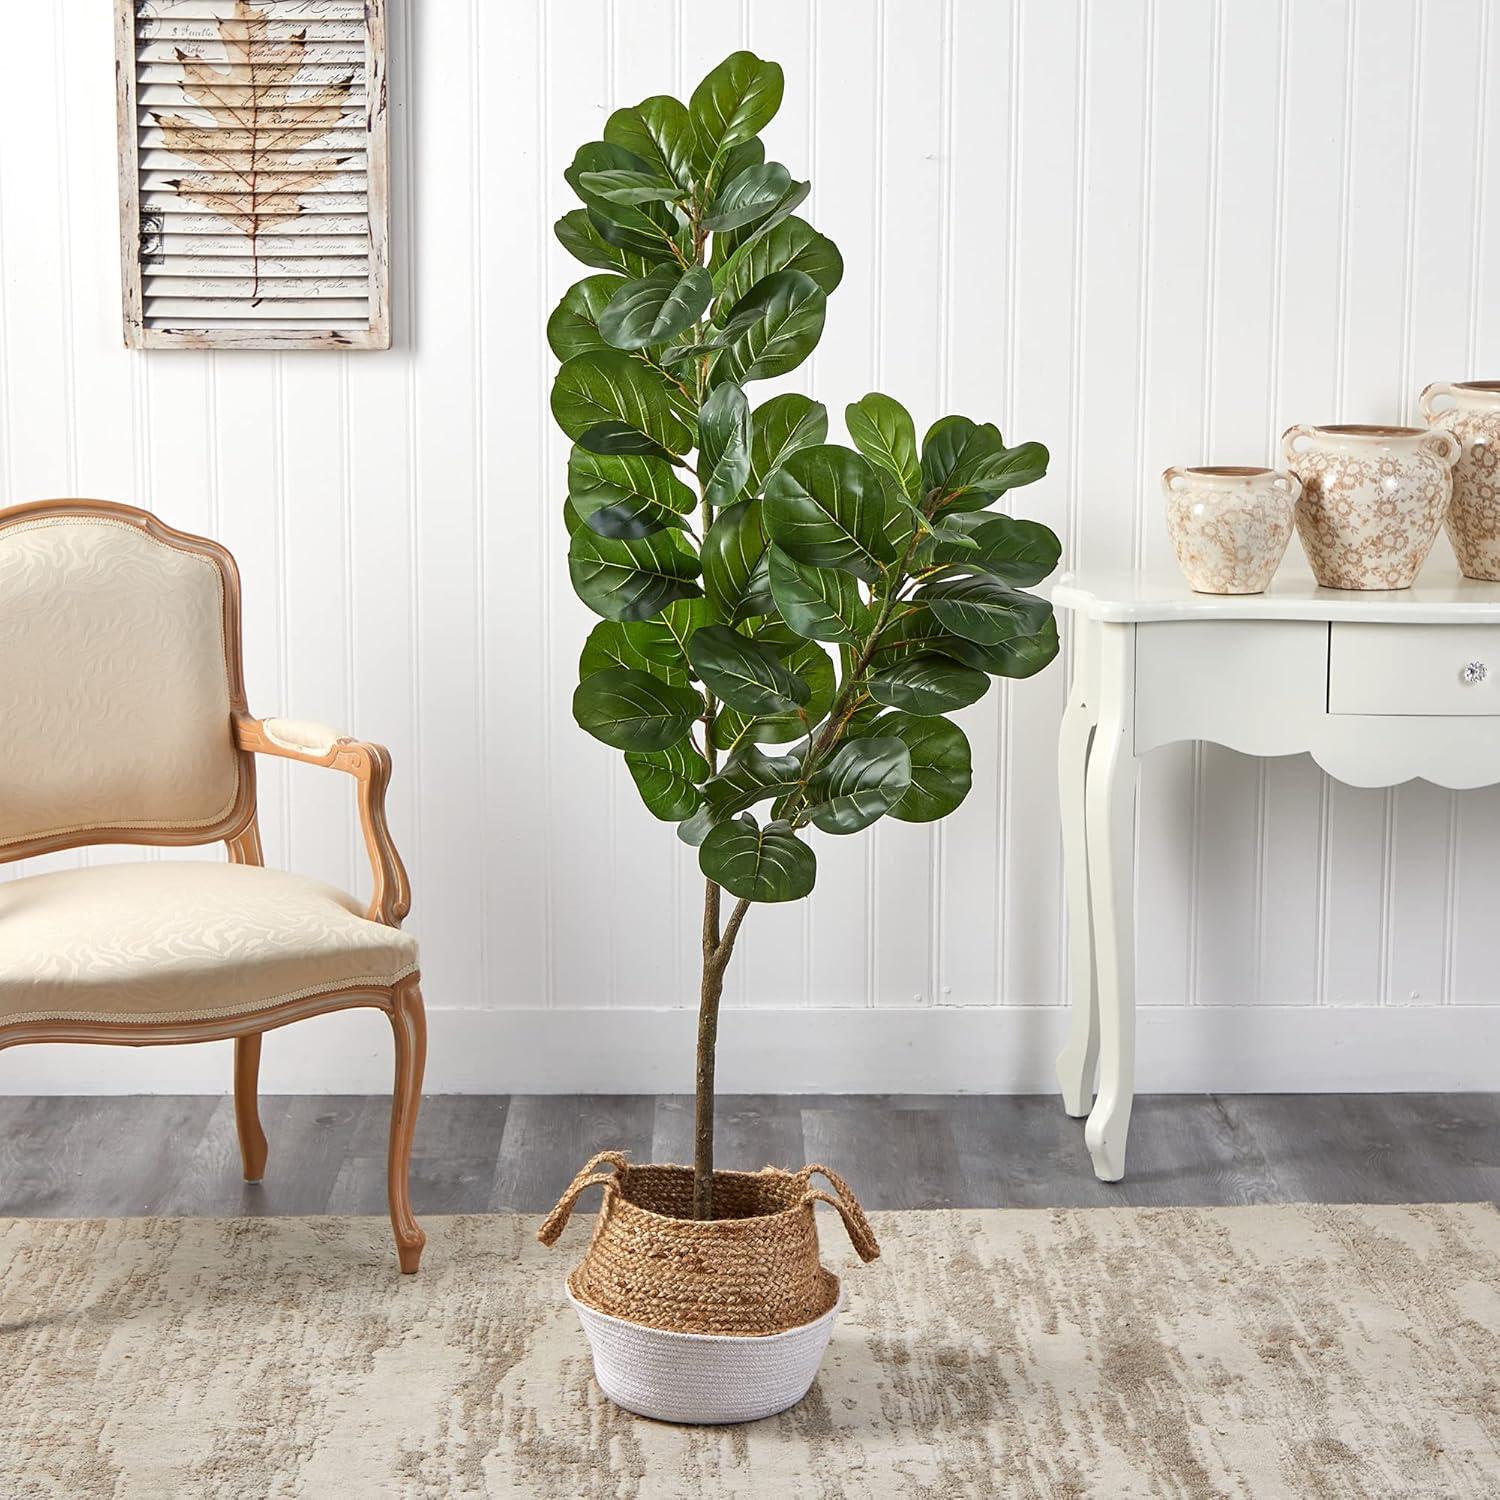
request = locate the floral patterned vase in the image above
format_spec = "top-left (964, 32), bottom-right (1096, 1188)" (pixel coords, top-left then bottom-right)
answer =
top-left (1282, 424), bottom-right (1461, 590)
top-left (1420, 381), bottom-right (1500, 581)
top-left (1162, 466), bottom-right (1299, 594)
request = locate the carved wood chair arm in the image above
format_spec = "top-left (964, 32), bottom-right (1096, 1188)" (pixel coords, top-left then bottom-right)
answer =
top-left (233, 713), bottom-right (411, 927)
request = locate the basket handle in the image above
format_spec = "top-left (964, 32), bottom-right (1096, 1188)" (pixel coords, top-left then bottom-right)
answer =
top-left (800, 1163), bottom-right (881, 1262)
top-left (536, 1150), bottom-right (629, 1246)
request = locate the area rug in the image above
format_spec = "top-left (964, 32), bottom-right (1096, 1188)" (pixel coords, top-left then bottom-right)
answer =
top-left (1, 1204), bottom-right (1497, 1498)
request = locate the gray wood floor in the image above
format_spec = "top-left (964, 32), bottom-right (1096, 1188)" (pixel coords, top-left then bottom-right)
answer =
top-left (1, 1093), bottom-right (1496, 1219)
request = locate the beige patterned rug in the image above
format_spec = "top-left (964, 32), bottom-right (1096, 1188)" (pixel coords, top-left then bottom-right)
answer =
top-left (1, 1204), bottom-right (1497, 1498)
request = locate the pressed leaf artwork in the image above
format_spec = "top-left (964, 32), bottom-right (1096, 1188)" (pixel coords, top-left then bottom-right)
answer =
top-left (117, 0), bottom-right (390, 348)
top-left (158, 3), bottom-right (355, 303)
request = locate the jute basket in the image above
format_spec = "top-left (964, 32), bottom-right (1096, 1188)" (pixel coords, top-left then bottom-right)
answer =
top-left (538, 1152), bottom-right (880, 1337)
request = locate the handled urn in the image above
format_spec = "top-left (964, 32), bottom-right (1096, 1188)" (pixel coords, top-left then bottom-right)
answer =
top-left (1162, 465), bottom-right (1299, 594)
top-left (1282, 423), bottom-right (1461, 590)
top-left (1420, 381), bottom-right (1500, 581)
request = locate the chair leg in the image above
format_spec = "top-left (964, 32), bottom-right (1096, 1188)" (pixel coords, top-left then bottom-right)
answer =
top-left (234, 1034), bottom-right (269, 1183)
top-left (387, 977), bottom-right (427, 1273)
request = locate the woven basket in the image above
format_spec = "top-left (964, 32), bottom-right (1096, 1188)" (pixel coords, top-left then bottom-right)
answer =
top-left (538, 1153), bottom-right (880, 1338)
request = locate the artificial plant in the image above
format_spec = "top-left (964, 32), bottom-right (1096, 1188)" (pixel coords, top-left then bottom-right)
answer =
top-left (550, 52), bottom-right (1060, 1219)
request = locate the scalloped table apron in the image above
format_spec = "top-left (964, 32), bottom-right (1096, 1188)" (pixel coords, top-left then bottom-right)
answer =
top-left (1051, 568), bottom-right (1500, 1181)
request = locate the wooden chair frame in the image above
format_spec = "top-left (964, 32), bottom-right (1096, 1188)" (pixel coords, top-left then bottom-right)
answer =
top-left (0, 499), bottom-right (426, 1273)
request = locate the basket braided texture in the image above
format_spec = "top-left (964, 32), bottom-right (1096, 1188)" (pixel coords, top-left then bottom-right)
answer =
top-left (538, 1154), bottom-right (879, 1337)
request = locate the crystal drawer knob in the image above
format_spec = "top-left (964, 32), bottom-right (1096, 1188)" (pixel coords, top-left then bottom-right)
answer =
top-left (1463, 661), bottom-right (1488, 685)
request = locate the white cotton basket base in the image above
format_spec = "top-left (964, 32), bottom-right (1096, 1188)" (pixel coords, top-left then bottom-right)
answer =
top-left (566, 1285), bottom-right (841, 1425)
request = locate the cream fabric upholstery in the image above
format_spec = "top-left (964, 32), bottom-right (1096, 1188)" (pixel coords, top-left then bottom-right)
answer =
top-left (0, 515), bottom-right (240, 848)
top-left (263, 718), bottom-right (343, 756)
top-left (0, 862), bottom-right (418, 1025)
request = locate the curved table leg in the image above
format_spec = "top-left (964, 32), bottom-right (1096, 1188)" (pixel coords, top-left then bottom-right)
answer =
top-left (1056, 621), bottom-right (1099, 1118)
top-left (1083, 623), bottom-right (1138, 1183)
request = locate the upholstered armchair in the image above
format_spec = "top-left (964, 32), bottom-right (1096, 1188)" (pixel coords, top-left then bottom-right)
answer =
top-left (0, 499), bottom-right (426, 1272)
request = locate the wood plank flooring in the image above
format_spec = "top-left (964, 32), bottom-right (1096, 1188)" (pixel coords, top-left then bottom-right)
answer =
top-left (1, 1093), bottom-right (1495, 1219)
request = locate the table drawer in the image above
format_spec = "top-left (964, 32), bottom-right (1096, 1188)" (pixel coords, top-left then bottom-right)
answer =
top-left (1328, 623), bottom-right (1500, 715)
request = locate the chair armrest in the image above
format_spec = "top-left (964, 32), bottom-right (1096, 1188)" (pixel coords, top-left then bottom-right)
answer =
top-left (233, 713), bottom-right (411, 927)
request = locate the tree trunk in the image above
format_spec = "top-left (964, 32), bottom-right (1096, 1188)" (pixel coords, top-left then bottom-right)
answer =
top-left (693, 883), bottom-right (751, 1220)
top-left (692, 947), bottom-right (726, 1220)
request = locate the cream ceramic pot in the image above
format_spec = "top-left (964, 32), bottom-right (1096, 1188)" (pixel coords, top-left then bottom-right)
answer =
top-left (1162, 466), bottom-right (1299, 594)
top-left (1282, 423), bottom-right (1460, 590)
top-left (1420, 381), bottom-right (1500, 581)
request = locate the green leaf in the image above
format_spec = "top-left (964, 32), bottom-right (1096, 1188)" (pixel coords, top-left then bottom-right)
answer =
top-left (869, 604), bottom-right (967, 666)
top-left (855, 712), bottom-right (972, 823)
top-left (747, 393), bottom-right (829, 495)
top-left (701, 499), bottom-right (773, 620)
top-left (690, 52), bottom-right (784, 167)
top-left (687, 623), bottom-right (809, 716)
top-left (699, 814), bottom-right (815, 903)
top-left (580, 617), bottom-right (691, 682)
top-left (920, 416), bottom-right (1049, 509)
top-left (551, 350), bottom-right (694, 455)
top-left (926, 515), bottom-right (980, 549)
top-left (920, 415), bottom-right (992, 498)
top-left (878, 473), bottom-right (930, 555)
top-left (767, 546), bottom-right (870, 645)
top-left (588, 208), bottom-right (680, 265)
top-left (676, 803), bottom-right (718, 847)
top-left (568, 446), bottom-right (695, 538)
top-left (547, 275), bottom-right (624, 363)
top-left (703, 162), bottom-right (792, 231)
top-left (554, 209), bottom-right (654, 277)
top-left (713, 270), bottom-right (826, 386)
top-left (574, 423), bottom-right (674, 460)
top-left (698, 382), bottom-right (752, 510)
top-left (655, 294), bottom-right (768, 363)
top-left (565, 142), bottom-right (681, 263)
top-left (959, 613), bottom-right (1060, 679)
top-left (922, 515), bottom-right (1060, 585)
top-left (917, 575), bottom-right (1053, 646)
top-left (958, 442), bottom-right (1049, 501)
top-left (846, 392), bottom-right (921, 501)
top-left (625, 740), bottom-right (710, 820)
top-left (658, 597), bottom-right (719, 665)
top-left (708, 180), bottom-right (811, 275)
top-left (712, 635), bottom-right (835, 750)
top-left (717, 136), bottom-right (766, 187)
top-left (572, 667), bottom-right (703, 751)
top-left (604, 96), bottom-right (696, 191)
top-left (569, 526), bottom-right (703, 622)
top-left (701, 744), bottom-right (805, 817)
top-left (763, 444), bottom-right (895, 584)
top-left (577, 168), bottom-right (681, 205)
top-left (805, 736), bottom-right (912, 834)
top-left (598, 265), bottom-right (713, 351)
top-left (713, 214), bottom-right (842, 306)
top-left (867, 654), bottom-right (989, 715)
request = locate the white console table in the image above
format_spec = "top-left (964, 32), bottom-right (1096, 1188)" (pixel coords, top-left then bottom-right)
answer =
top-left (1052, 568), bottom-right (1500, 1181)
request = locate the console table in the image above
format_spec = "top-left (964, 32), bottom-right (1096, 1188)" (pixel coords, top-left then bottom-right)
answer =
top-left (1052, 568), bottom-right (1500, 1181)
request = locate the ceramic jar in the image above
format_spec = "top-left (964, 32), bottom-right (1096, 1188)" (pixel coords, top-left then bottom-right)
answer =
top-left (1420, 381), bottom-right (1500, 580)
top-left (1282, 424), bottom-right (1461, 590)
top-left (1162, 466), bottom-right (1299, 594)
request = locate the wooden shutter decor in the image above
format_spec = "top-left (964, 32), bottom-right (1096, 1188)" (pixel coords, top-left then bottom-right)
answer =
top-left (116, 0), bottom-right (390, 350)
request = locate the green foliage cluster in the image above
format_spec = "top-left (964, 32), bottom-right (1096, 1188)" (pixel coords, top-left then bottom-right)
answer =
top-left (551, 52), bottom-right (1061, 907)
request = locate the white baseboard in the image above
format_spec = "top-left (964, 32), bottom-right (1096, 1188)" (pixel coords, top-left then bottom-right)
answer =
top-left (2, 1003), bottom-right (1497, 1095)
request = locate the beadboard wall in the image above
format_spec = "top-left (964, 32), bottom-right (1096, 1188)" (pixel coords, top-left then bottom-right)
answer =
top-left (4, 0), bottom-right (1499, 1094)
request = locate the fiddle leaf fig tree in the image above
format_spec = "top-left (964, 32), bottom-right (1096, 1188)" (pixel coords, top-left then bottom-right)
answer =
top-left (551, 52), bottom-right (1062, 1219)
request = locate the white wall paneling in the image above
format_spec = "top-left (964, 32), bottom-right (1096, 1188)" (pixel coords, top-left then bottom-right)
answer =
top-left (2, 0), bottom-right (1498, 1093)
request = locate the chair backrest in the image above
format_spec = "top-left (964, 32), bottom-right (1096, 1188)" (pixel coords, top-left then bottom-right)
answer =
top-left (0, 500), bottom-right (254, 861)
